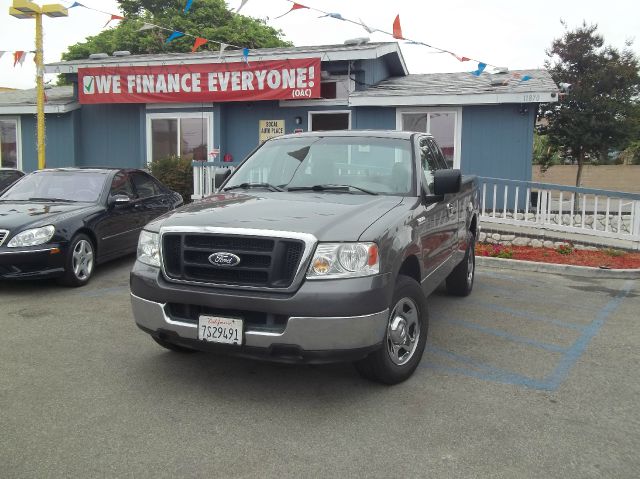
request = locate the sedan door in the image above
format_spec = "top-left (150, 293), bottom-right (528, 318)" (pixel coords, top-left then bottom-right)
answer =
top-left (130, 171), bottom-right (174, 226)
top-left (94, 171), bottom-right (146, 259)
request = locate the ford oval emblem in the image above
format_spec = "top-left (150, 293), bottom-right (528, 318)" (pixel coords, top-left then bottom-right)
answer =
top-left (208, 252), bottom-right (241, 267)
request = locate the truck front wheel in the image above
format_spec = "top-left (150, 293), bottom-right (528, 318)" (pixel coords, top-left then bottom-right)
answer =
top-left (354, 275), bottom-right (428, 385)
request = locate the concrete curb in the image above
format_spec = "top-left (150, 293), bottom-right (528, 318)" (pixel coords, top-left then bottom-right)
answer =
top-left (476, 256), bottom-right (640, 279)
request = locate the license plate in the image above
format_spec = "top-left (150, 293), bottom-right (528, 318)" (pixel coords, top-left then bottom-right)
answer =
top-left (198, 315), bottom-right (243, 345)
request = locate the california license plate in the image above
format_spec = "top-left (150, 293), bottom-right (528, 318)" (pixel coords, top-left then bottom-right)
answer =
top-left (198, 315), bottom-right (243, 345)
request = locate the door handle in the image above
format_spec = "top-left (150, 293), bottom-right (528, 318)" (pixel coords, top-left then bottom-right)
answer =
top-left (446, 203), bottom-right (455, 215)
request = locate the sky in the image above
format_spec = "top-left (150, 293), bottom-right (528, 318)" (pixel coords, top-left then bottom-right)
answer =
top-left (0, 0), bottom-right (639, 89)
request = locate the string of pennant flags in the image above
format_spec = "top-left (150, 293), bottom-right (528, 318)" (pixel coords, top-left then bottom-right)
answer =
top-left (0, 50), bottom-right (35, 67)
top-left (2, 0), bottom-right (532, 84)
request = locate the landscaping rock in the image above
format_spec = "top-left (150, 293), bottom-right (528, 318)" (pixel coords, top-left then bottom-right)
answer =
top-left (491, 233), bottom-right (501, 241)
top-left (531, 239), bottom-right (543, 248)
top-left (543, 240), bottom-right (554, 249)
top-left (512, 237), bottom-right (531, 246)
top-left (500, 234), bottom-right (516, 241)
top-left (479, 232), bottom-right (486, 242)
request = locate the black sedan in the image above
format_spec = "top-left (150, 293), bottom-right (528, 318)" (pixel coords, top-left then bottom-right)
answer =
top-left (0, 168), bottom-right (182, 286)
top-left (0, 168), bottom-right (24, 194)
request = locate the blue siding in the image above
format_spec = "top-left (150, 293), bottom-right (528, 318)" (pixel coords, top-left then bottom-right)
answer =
top-left (360, 58), bottom-right (391, 87)
top-left (78, 103), bottom-right (145, 168)
top-left (461, 104), bottom-right (535, 182)
top-left (352, 107), bottom-right (396, 130)
top-left (20, 111), bottom-right (78, 172)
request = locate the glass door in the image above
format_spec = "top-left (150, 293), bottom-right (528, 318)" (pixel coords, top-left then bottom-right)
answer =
top-left (0, 119), bottom-right (20, 169)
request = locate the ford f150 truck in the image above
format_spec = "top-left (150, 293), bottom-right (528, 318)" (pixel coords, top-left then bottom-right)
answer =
top-left (130, 130), bottom-right (479, 384)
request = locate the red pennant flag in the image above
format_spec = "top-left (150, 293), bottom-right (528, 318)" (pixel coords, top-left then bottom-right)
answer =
top-left (104, 14), bottom-right (124, 28)
top-left (392, 15), bottom-right (404, 40)
top-left (275, 2), bottom-right (308, 19)
top-left (13, 51), bottom-right (25, 67)
top-left (450, 53), bottom-right (471, 62)
top-left (191, 37), bottom-right (208, 53)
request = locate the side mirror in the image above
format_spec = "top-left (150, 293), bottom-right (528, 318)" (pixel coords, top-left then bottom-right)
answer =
top-left (433, 169), bottom-right (461, 196)
top-left (109, 194), bottom-right (132, 207)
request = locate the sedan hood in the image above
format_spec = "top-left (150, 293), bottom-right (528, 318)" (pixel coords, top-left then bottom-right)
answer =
top-left (152, 192), bottom-right (404, 241)
top-left (0, 201), bottom-right (98, 232)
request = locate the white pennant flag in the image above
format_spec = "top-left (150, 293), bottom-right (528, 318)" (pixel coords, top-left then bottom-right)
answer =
top-left (359, 18), bottom-right (375, 34)
top-left (18, 52), bottom-right (28, 66)
top-left (218, 43), bottom-right (229, 60)
top-left (236, 0), bottom-right (249, 13)
top-left (138, 23), bottom-right (155, 31)
top-left (0, 51), bottom-right (6, 58)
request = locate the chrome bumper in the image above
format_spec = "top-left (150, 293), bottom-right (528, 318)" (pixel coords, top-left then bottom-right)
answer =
top-left (131, 293), bottom-right (388, 351)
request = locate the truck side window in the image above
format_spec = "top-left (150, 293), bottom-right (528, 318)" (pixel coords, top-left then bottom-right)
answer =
top-left (427, 138), bottom-right (449, 170)
top-left (419, 137), bottom-right (440, 194)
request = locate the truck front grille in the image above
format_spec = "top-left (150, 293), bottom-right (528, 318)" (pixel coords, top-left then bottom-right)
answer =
top-left (162, 233), bottom-right (305, 288)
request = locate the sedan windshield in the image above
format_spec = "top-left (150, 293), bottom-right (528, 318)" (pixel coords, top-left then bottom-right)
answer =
top-left (224, 136), bottom-right (414, 196)
top-left (0, 171), bottom-right (108, 202)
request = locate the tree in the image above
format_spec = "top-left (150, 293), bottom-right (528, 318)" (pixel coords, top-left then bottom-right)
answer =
top-left (60, 0), bottom-right (291, 65)
top-left (541, 22), bottom-right (640, 186)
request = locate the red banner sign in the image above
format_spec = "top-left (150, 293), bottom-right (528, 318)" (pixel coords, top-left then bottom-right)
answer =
top-left (78, 58), bottom-right (321, 104)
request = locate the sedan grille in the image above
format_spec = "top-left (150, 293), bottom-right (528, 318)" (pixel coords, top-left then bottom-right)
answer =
top-left (162, 233), bottom-right (305, 288)
top-left (0, 230), bottom-right (8, 247)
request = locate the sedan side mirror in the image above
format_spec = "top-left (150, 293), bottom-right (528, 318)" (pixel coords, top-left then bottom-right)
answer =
top-left (433, 169), bottom-right (461, 196)
top-left (109, 194), bottom-right (132, 207)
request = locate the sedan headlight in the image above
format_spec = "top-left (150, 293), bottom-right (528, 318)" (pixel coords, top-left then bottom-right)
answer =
top-left (137, 230), bottom-right (160, 267)
top-left (7, 225), bottom-right (55, 247)
top-left (307, 242), bottom-right (379, 279)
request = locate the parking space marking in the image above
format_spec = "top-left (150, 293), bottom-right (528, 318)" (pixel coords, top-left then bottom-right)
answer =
top-left (466, 300), bottom-right (587, 331)
top-left (427, 279), bottom-right (635, 391)
top-left (443, 318), bottom-right (570, 353)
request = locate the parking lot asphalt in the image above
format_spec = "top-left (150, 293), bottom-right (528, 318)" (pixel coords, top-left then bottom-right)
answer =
top-left (1, 257), bottom-right (639, 478)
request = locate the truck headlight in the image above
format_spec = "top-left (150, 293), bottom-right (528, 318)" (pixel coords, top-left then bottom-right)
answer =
top-left (137, 231), bottom-right (160, 267)
top-left (307, 242), bottom-right (379, 279)
top-left (7, 225), bottom-right (55, 247)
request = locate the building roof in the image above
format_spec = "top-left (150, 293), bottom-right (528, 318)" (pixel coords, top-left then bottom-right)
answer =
top-left (349, 69), bottom-right (559, 106)
top-left (0, 85), bottom-right (78, 114)
top-left (45, 42), bottom-right (408, 76)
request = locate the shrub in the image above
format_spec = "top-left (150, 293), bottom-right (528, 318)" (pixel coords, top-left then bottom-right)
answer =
top-left (603, 248), bottom-right (625, 257)
top-left (556, 243), bottom-right (574, 255)
top-left (149, 156), bottom-right (193, 203)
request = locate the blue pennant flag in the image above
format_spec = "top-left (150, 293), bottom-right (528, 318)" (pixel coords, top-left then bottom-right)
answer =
top-left (242, 47), bottom-right (250, 63)
top-left (69, 1), bottom-right (84, 7)
top-left (184, 0), bottom-right (194, 13)
top-left (165, 31), bottom-right (185, 43)
top-left (320, 13), bottom-right (344, 20)
top-left (520, 75), bottom-right (532, 82)
top-left (470, 62), bottom-right (487, 76)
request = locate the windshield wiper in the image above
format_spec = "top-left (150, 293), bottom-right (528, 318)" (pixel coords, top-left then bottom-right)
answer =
top-left (27, 197), bottom-right (77, 202)
top-left (286, 184), bottom-right (378, 195)
top-left (223, 182), bottom-right (285, 192)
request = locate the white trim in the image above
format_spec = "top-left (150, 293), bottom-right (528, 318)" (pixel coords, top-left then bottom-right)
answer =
top-left (350, 91), bottom-right (558, 107)
top-left (396, 107), bottom-right (462, 169)
top-left (45, 44), bottom-right (408, 75)
top-left (279, 99), bottom-right (349, 108)
top-left (0, 103), bottom-right (80, 114)
top-left (145, 111), bottom-right (214, 165)
top-left (0, 116), bottom-right (22, 170)
top-left (146, 103), bottom-right (213, 110)
top-left (308, 110), bottom-right (352, 131)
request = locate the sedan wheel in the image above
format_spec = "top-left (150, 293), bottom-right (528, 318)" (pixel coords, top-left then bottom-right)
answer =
top-left (58, 233), bottom-right (95, 287)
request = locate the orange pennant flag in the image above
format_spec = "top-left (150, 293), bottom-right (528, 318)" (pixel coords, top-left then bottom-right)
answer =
top-left (191, 37), bottom-right (208, 53)
top-left (392, 14), bottom-right (404, 40)
top-left (13, 51), bottom-right (25, 67)
top-left (104, 14), bottom-right (124, 28)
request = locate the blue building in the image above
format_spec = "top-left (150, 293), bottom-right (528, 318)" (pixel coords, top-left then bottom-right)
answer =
top-left (0, 42), bottom-right (558, 183)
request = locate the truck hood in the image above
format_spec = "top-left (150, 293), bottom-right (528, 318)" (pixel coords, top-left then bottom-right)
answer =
top-left (152, 192), bottom-right (404, 241)
top-left (0, 201), bottom-right (98, 232)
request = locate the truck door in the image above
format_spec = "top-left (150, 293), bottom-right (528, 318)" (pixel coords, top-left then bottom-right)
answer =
top-left (416, 136), bottom-right (453, 278)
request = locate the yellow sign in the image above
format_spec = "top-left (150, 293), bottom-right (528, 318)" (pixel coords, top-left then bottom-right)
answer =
top-left (259, 119), bottom-right (285, 143)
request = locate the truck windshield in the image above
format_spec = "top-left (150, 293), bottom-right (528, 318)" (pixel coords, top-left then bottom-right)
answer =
top-left (224, 136), bottom-right (414, 196)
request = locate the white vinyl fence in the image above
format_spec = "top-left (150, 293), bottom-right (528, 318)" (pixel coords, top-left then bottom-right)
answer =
top-left (192, 161), bottom-right (236, 200)
top-left (478, 177), bottom-right (640, 247)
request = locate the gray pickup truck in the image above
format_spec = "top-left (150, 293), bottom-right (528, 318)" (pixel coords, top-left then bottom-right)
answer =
top-left (131, 130), bottom-right (479, 384)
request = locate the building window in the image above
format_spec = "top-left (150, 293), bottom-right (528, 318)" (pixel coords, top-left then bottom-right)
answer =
top-left (308, 111), bottom-right (351, 131)
top-left (397, 108), bottom-right (462, 168)
top-left (0, 118), bottom-right (20, 169)
top-left (146, 112), bottom-right (213, 164)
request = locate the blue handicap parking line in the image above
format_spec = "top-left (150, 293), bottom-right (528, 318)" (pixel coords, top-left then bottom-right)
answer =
top-left (426, 280), bottom-right (635, 391)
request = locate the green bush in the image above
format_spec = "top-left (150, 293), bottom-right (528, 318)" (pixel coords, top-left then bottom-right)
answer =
top-left (149, 156), bottom-right (193, 203)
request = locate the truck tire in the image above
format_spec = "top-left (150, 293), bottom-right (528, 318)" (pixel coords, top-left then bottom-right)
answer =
top-left (445, 231), bottom-right (476, 297)
top-left (152, 336), bottom-right (198, 353)
top-left (354, 275), bottom-right (428, 385)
